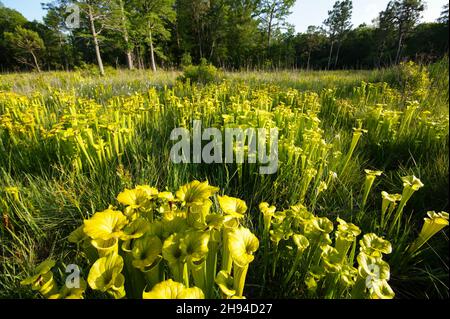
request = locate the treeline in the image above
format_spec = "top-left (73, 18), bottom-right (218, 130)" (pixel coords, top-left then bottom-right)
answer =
top-left (0, 0), bottom-right (448, 74)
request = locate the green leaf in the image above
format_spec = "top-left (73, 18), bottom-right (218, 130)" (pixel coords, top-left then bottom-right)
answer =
top-left (228, 227), bottom-right (259, 267)
top-left (83, 209), bottom-right (128, 240)
top-left (87, 254), bottom-right (124, 292)
top-left (21, 259), bottom-right (56, 286)
top-left (131, 235), bottom-right (163, 271)
top-left (359, 233), bottom-right (392, 258)
top-left (176, 181), bottom-right (219, 206)
top-left (218, 195), bottom-right (247, 218)
top-left (142, 279), bottom-right (204, 299)
top-left (215, 270), bottom-right (236, 297)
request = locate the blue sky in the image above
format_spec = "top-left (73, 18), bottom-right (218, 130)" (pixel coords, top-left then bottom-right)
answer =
top-left (288, 0), bottom-right (447, 31)
top-left (1, 0), bottom-right (447, 32)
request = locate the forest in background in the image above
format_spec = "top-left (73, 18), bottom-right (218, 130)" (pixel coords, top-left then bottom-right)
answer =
top-left (0, 0), bottom-right (448, 74)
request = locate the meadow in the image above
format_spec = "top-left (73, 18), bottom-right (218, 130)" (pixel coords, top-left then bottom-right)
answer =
top-left (0, 60), bottom-right (448, 299)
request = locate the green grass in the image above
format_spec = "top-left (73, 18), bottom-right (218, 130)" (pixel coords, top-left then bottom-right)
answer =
top-left (0, 62), bottom-right (448, 299)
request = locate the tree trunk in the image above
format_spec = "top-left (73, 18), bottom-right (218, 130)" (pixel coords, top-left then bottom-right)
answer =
top-left (267, 22), bottom-right (272, 48)
top-left (119, 0), bottom-right (133, 70)
top-left (57, 33), bottom-right (68, 71)
top-left (136, 46), bottom-right (143, 70)
top-left (30, 51), bottom-right (41, 72)
top-left (148, 28), bottom-right (157, 72)
top-left (197, 26), bottom-right (203, 59)
top-left (126, 51), bottom-right (133, 70)
top-left (307, 51), bottom-right (311, 71)
top-left (334, 42), bottom-right (341, 68)
top-left (267, 5), bottom-right (275, 49)
top-left (327, 40), bottom-right (334, 70)
top-left (209, 38), bottom-right (215, 60)
top-left (88, 5), bottom-right (105, 76)
top-left (395, 29), bottom-right (404, 65)
top-left (135, 46), bottom-right (142, 70)
top-left (377, 42), bottom-right (384, 68)
top-left (175, 20), bottom-right (181, 49)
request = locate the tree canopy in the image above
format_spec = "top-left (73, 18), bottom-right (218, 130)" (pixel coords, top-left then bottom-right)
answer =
top-left (0, 0), bottom-right (447, 73)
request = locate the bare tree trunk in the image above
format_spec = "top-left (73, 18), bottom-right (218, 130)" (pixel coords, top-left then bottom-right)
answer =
top-left (327, 40), bottom-right (334, 70)
top-left (30, 51), bottom-right (41, 72)
top-left (88, 5), bottom-right (105, 76)
top-left (175, 20), bottom-right (181, 49)
top-left (395, 30), bottom-right (404, 65)
top-left (197, 26), bottom-right (203, 59)
top-left (377, 43), bottom-right (384, 68)
top-left (136, 46), bottom-right (143, 70)
top-left (148, 28), bottom-right (157, 72)
top-left (334, 42), bottom-right (341, 68)
top-left (209, 39), bottom-right (215, 61)
top-left (267, 22), bottom-right (272, 48)
top-left (267, 5), bottom-right (275, 49)
top-left (57, 33), bottom-right (67, 71)
top-left (135, 46), bottom-right (142, 70)
top-left (119, 0), bottom-right (133, 70)
top-left (307, 51), bottom-right (311, 71)
top-left (126, 51), bottom-right (133, 70)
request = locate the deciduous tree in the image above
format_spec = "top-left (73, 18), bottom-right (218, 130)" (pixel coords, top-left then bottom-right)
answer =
top-left (256, 0), bottom-right (296, 48)
top-left (324, 0), bottom-right (353, 69)
top-left (4, 26), bottom-right (45, 72)
top-left (129, 0), bottom-right (175, 72)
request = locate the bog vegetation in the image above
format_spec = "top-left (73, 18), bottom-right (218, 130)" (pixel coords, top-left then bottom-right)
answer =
top-left (0, 60), bottom-right (448, 299)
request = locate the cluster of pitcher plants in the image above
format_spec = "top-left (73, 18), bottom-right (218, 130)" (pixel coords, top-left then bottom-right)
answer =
top-left (2, 65), bottom-right (448, 299)
top-left (21, 181), bottom-right (260, 299)
top-left (20, 176), bottom-right (448, 299)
